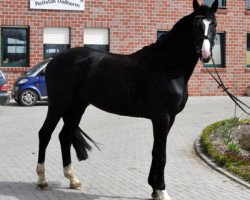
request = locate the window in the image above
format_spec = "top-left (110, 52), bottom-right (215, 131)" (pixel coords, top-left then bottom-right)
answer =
top-left (204, 0), bottom-right (226, 8)
top-left (247, 34), bottom-right (250, 67)
top-left (204, 32), bottom-right (226, 68)
top-left (43, 27), bottom-right (70, 59)
top-left (1, 27), bottom-right (29, 67)
top-left (157, 31), bottom-right (168, 39)
top-left (84, 28), bottom-right (109, 52)
top-left (247, 0), bottom-right (250, 9)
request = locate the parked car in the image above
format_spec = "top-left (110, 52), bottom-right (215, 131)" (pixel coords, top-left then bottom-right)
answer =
top-left (0, 70), bottom-right (10, 105)
top-left (12, 58), bottom-right (52, 106)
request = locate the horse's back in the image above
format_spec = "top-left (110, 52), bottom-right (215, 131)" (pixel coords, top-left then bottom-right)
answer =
top-left (79, 52), bottom-right (149, 116)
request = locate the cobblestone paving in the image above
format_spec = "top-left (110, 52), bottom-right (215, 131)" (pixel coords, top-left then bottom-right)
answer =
top-left (0, 97), bottom-right (249, 200)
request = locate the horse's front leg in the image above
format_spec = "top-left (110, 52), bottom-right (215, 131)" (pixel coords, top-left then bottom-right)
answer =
top-left (148, 114), bottom-right (175, 200)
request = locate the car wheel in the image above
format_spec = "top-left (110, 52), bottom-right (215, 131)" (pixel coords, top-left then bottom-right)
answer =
top-left (19, 89), bottom-right (38, 106)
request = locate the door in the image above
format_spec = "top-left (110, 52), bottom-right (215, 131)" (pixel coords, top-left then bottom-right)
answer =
top-left (37, 69), bottom-right (47, 97)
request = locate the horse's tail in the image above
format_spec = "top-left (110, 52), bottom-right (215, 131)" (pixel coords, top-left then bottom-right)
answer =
top-left (72, 127), bottom-right (99, 161)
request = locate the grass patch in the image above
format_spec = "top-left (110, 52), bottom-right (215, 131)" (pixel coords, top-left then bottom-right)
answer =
top-left (200, 118), bottom-right (250, 183)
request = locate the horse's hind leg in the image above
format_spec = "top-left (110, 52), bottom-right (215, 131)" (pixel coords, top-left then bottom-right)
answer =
top-left (36, 105), bottom-right (62, 190)
top-left (59, 99), bottom-right (88, 189)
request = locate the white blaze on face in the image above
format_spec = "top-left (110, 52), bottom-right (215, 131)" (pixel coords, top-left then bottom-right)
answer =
top-left (202, 19), bottom-right (211, 59)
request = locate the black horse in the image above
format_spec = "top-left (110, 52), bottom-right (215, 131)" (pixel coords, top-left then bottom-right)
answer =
top-left (36, 0), bottom-right (218, 199)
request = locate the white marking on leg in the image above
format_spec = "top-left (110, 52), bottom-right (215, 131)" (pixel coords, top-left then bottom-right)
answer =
top-left (152, 190), bottom-right (172, 200)
top-left (64, 164), bottom-right (82, 189)
top-left (36, 163), bottom-right (48, 189)
top-left (202, 19), bottom-right (212, 59)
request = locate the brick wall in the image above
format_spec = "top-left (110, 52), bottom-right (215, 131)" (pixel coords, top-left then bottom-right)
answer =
top-left (0, 0), bottom-right (249, 96)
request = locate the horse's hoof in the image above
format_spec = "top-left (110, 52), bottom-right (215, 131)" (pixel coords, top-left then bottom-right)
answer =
top-left (36, 182), bottom-right (49, 190)
top-left (152, 190), bottom-right (172, 200)
top-left (70, 181), bottom-right (82, 190)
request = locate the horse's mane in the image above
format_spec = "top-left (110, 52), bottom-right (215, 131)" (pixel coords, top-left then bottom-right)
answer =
top-left (130, 12), bottom-right (195, 63)
top-left (154, 12), bottom-right (195, 49)
top-left (154, 4), bottom-right (214, 50)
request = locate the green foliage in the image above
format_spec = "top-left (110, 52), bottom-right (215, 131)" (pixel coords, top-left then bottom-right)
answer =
top-left (227, 142), bottom-right (240, 154)
top-left (217, 117), bottom-right (239, 145)
top-left (200, 118), bottom-right (250, 183)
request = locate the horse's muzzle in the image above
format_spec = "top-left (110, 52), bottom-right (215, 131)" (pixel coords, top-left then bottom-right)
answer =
top-left (201, 55), bottom-right (211, 63)
top-left (201, 39), bottom-right (211, 60)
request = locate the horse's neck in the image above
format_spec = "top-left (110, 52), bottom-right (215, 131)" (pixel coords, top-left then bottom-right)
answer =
top-left (168, 28), bottom-right (198, 78)
top-left (154, 21), bottom-right (198, 81)
top-left (131, 14), bottom-right (198, 82)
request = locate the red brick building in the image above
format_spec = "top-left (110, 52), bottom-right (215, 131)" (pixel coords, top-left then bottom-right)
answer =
top-left (0, 0), bottom-right (250, 95)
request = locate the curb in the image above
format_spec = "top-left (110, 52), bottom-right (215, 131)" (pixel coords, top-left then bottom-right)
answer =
top-left (194, 137), bottom-right (250, 190)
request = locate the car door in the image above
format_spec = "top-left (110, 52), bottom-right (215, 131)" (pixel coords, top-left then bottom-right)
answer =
top-left (37, 68), bottom-right (47, 97)
top-left (0, 71), bottom-right (7, 86)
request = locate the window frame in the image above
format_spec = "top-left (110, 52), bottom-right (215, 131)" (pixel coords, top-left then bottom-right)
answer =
top-left (247, 0), bottom-right (250, 10)
top-left (1, 27), bottom-right (30, 67)
top-left (203, 32), bottom-right (226, 68)
top-left (156, 30), bottom-right (226, 68)
top-left (247, 33), bottom-right (250, 67)
top-left (43, 27), bottom-right (71, 59)
top-left (84, 28), bottom-right (110, 53)
top-left (43, 44), bottom-right (70, 59)
top-left (157, 31), bottom-right (169, 40)
top-left (203, 0), bottom-right (227, 8)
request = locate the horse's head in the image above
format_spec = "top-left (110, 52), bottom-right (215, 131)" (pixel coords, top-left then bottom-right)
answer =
top-left (192, 0), bottom-right (218, 63)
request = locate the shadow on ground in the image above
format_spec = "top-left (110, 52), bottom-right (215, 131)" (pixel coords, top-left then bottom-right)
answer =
top-left (2, 101), bottom-right (48, 107)
top-left (0, 182), bottom-right (150, 200)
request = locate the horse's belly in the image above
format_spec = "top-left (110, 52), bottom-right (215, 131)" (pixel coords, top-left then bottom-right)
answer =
top-left (82, 88), bottom-right (148, 118)
top-left (90, 99), bottom-right (146, 118)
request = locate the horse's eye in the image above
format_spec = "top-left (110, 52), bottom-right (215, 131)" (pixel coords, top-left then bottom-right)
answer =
top-left (211, 21), bottom-right (217, 27)
top-left (194, 19), bottom-right (203, 26)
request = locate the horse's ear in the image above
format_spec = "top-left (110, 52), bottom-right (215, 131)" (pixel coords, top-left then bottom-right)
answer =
top-left (211, 0), bottom-right (218, 13)
top-left (193, 0), bottom-right (199, 11)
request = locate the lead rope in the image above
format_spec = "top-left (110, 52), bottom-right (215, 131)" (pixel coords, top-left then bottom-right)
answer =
top-left (203, 58), bottom-right (250, 116)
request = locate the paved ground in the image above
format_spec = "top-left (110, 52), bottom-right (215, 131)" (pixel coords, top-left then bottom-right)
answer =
top-left (0, 97), bottom-right (249, 200)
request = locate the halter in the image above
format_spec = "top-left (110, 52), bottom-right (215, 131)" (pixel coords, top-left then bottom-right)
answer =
top-left (193, 15), bottom-right (214, 56)
top-left (194, 35), bottom-right (213, 55)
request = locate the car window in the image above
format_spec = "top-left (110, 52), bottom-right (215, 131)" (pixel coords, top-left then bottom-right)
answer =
top-left (26, 62), bottom-right (47, 76)
top-left (38, 68), bottom-right (46, 76)
top-left (0, 71), bottom-right (5, 80)
top-left (0, 71), bottom-right (7, 85)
